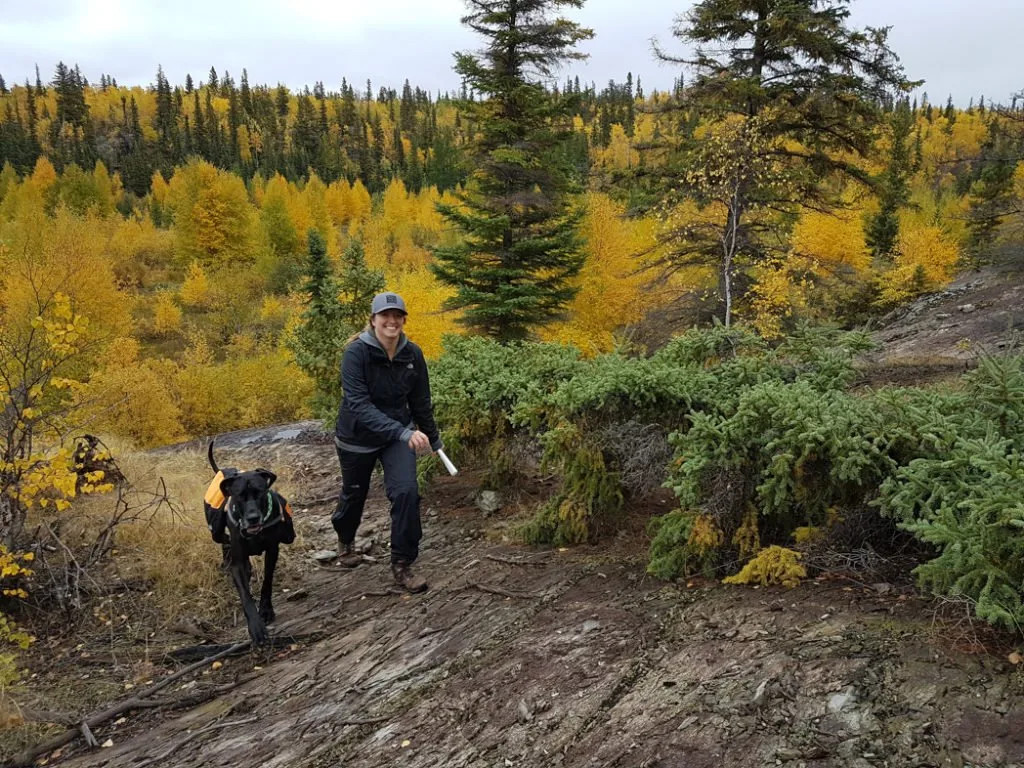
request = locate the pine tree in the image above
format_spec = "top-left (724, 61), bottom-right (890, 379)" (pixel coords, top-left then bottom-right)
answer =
top-left (192, 90), bottom-right (208, 158)
top-left (431, 0), bottom-right (594, 342)
top-left (0, 76), bottom-right (7, 96)
top-left (966, 121), bottom-right (1021, 262)
top-left (287, 231), bottom-right (384, 419)
top-left (240, 69), bottom-right (252, 116)
top-left (866, 100), bottom-right (915, 258)
top-left (154, 66), bottom-right (178, 174)
top-left (185, 73), bottom-right (194, 94)
top-left (400, 79), bottom-right (415, 134)
top-left (651, 0), bottom-right (915, 326)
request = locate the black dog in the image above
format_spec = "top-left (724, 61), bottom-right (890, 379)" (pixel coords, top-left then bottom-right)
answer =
top-left (204, 441), bottom-right (295, 645)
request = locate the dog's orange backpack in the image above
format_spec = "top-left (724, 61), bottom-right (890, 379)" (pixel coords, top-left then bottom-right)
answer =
top-left (204, 471), bottom-right (226, 509)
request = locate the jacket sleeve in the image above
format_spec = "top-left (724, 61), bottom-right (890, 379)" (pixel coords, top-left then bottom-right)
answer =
top-left (409, 347), bottom-right (443, 451)
top-left (341, 343), bottom-right (409, 443)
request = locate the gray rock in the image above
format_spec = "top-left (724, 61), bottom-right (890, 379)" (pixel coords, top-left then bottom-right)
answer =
top-left (311, 549), bottom-right (337, 563)
top-left (476, 490), bottom-right (503, 516)
top-left (753, 679), bottom-right (771, 706)
top-left (958, 303), bottom-right (976, 313)
top-left (828, 688), bottom-right (856, 713)
top-left (353, 536), bottom-right (374, 555)
top-left (581, 619), bottom-right (601, 634)
top-left (836, 739), bottom-right (861, 760)
top-left (517, 699), bottom-right (533, 723)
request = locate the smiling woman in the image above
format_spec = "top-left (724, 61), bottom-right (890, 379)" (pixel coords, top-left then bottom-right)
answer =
top-left (330, 291), bottom-right (444, 594)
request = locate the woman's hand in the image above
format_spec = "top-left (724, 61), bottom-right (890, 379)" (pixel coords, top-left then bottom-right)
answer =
top-left (408, 430), bottom-right (432, 454)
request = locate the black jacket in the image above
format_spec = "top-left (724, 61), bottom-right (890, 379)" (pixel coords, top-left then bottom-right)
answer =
top-left (334, 331), bottom-right (442, 451)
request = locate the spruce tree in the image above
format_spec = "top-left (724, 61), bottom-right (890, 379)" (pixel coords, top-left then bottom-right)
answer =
top-left (431, 0), bottom-right (594, 342)
top-left (0, 76), bottom-right (6, 96)
top-left (288, 231), bottom-right (383, 419)
top-left (866, 100), bottom-right (916, 258)
top-left (966, 121), bottom-right (1021, 262)
top-left (651, 0), bottom-right (915, 326)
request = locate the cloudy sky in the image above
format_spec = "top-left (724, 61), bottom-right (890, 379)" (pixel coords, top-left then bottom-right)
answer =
top-left (0, 0), bottom-right (1017, 105)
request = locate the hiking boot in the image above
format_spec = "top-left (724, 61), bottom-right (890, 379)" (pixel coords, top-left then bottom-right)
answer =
top-left (337, 542), bottom-right (363, 568)
top-left (391, 561), bottom-right (428, 593)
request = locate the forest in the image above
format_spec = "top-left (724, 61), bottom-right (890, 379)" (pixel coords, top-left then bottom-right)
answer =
top-left (2, 0), bottom-right (1024, 716)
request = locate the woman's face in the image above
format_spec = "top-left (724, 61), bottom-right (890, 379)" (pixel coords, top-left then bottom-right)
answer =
top-left (371, 309), bottom-right (406, 343)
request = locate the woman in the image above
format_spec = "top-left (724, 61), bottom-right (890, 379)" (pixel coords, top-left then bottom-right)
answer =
top-left (332, 291), bottom-right (442, 593)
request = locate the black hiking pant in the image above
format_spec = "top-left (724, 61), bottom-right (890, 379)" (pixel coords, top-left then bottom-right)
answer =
top-left (331, 440), bottom-right (422, 565)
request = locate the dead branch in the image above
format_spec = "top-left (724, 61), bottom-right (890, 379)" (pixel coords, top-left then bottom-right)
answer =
top-left (7, 641), bottom-right (249, 767)
top-left (78, 721), bottom-right (98, 749)
top-left (484, 554), bottom-right (549, 567)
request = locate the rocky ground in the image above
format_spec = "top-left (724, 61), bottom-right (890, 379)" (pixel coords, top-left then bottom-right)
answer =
top-left (6, 424), bottom-right (1022, 768)
top-left (857, 263), bottom-right (1024, 387)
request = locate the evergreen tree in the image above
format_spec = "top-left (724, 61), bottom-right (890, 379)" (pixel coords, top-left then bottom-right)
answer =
top-left (287, 231), bottom-right (384, 419)
top-left (944, 95), bottom-right (956, 123)
top-left (432, 0), bottom-right (593, 341)
top-left (122, 95), bottom-right (152, 195)
top-left (651, 0), bottom-right (914, 325)
top-left (154, 65), bottom-right (179, 173)
top-left (866, 100), bottom-right (915, 258)
top-left (0, 76), bottom-right (6, 96)
top-left (966, 121), bottom-right (1021, 262)
top-left (185, 73), bottom-right (194, 94)
top-left (240, 69), bottom-right (252, 116)
top-left (400, 79), bottom-right (415, 134)
top-left (192, 90), bottom-right (208, 158)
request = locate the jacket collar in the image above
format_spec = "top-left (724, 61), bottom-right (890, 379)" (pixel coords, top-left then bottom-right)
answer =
top-left (359, 329), bottom-right (409, 357)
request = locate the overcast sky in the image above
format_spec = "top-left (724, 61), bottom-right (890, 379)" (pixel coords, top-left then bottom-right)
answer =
top-left (0, 0), bottom-right (1017, 105)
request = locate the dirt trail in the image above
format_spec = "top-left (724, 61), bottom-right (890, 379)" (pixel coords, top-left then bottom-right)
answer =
top-left (27, 430), bottom-right (1024, 768)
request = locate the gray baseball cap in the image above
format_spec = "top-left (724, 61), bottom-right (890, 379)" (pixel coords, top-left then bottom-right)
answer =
top-left (370, 292), bottom-right (407, 315)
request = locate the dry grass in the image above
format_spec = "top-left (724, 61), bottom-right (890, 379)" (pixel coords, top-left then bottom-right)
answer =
top-left (59, 438), bottom-right (315, 620)
top-left (24, 439), bottom-right (229, 622)
top-left (109, 446), bottom-right (226, 614)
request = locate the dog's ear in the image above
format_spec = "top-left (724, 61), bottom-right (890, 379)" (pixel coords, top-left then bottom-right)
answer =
top-left (256, 469), bottom-right (276, 488)
top-left (219, 474), bottom-right (243, 498)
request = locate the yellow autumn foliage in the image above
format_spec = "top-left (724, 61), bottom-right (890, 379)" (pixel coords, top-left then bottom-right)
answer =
top-left (386, 267), bottom-right (462, 359)
top-left (750, 207), bottom-right (872, 337)
top-left (153, 291), bottom-right (183, 335)
top-left (84, 338), bottom-right (185, 448)
top-left (179, 260), bottom-right (210, 307)
top-left (877, 219), bottom-right (960, 306)
top-left (165, 159), bottom-right (254, 267)
top-left (723, 546), bottom-right (807, 589)
top-left (540, 193), bottom-right (652, 354)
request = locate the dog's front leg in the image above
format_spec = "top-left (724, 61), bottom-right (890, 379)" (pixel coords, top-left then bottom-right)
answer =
top-left (230, 555), bottom-right (268, 645)
top-left (259, 543), bottom-right (278, 625)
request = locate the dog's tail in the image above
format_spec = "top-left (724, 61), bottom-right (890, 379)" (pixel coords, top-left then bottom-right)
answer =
top-left (207, 440), bottom-right (219, 474)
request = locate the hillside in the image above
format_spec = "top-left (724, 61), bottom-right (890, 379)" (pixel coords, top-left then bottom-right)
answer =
top-left (860, 262), bottom-right (1024, 386)
top-left (4, 413), bottom-right (1023, 768)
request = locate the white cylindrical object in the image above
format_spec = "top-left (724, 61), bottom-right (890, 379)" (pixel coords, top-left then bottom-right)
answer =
top-left (437, 448), bottom-right (458, 476)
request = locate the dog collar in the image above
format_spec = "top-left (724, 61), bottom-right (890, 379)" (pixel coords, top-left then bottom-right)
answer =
top-left (226, 492), bottom-right (282, 537)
